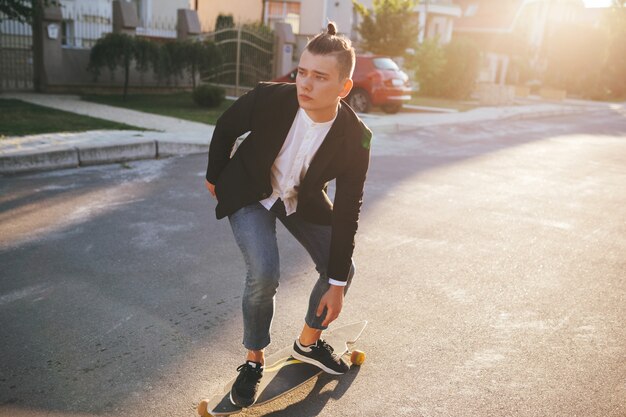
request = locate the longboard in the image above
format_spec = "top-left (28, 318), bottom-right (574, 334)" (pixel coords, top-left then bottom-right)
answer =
top-left (197, 320), bottom-right (368, 416)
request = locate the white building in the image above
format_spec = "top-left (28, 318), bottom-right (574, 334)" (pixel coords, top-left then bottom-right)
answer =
top-left (58, 0), bottom-right (191, 48)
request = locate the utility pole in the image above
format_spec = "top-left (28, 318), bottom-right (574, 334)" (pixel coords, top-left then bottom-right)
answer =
top-left (32, 0), bottom-right (44, 92)
top-left (424, 0), bottom-right (429, 39)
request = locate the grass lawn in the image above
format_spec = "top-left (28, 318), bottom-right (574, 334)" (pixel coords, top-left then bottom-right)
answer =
top-left (409, 95), bottom-right (479, 112)
top-left (0, 99), bottom-right (144, 138)
top-left (81, 92), bottom-right (233, 125)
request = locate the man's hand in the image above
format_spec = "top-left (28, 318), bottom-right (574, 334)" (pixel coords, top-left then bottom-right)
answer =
top-left (317, 285), bottom-right (344, 327)
top-left (205, 179), bottom-right (216, 198)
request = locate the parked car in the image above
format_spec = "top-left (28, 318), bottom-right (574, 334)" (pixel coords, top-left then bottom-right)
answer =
top-left (272, 55), bottom-right (412, 114)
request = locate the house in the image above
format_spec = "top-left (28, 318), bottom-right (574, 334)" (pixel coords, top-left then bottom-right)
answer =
top-left (253, 0), bottom-right (462, 61)
top-left (193, 0), bottom-right (463, 56)
top-left (194, 0), bottom-right (263, 32)
top-left (414, 0), bottom-right (463, 44)
top-left (0, 0), bottom-right (199, 92)
top-left (453, 0), bottom-right (588, 85)
top-left (59, 0), bottom-right (190, 47)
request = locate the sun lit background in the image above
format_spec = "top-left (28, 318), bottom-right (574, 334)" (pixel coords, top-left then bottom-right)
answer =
top-left (583, 0), bottom-right (612, 6)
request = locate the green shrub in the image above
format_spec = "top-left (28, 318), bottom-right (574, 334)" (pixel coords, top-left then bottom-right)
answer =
top-left (437, 38), bottom-right (481, 99)
top-left (411, 37), bottom-right (480, 100)
top-left (411, 38), bottom-right (446, 97)
top-left (88, 35), bottom-right (221, 95)
top-left (193, 84), bottom-right (225, 108)
top-left (87, 32), bottom-right (136, 98)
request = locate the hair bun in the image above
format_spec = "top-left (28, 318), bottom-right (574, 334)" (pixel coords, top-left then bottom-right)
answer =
top-left (327, 21), bottom-right (337, 36)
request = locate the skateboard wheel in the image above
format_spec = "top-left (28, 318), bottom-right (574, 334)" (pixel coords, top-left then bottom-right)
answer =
top-left (197, 399), bottom-right (210, 416)
top-left (350, 350), bottom-right (366, 366)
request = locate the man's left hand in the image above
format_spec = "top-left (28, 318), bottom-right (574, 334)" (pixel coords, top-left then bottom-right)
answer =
top-left (317, 285), bottom-right (344, 327)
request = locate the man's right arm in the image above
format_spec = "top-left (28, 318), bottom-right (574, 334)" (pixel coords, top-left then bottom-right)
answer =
top-left (205, 180), bottom-right (216, 198)
top-left (205, 85), bottom-right (259, 185)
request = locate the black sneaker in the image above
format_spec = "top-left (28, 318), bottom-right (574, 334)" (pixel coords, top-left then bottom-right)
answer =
top-left (291, 339), bottom-right (350, 375)
top-left (230, 361), bottom-right (263, 407)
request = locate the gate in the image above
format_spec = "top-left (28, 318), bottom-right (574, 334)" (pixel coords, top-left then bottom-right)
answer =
top-left (198, 26), bottom-right (275, 95)
top-left (0, 15), bottom-right (34, 91)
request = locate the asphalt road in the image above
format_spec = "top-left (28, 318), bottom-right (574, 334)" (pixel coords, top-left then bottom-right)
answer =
top-left (1, 108), bottom-right (625, 417)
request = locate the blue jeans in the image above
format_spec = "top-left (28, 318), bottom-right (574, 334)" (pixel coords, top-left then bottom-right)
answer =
top-left (228, 201), bottom-right (355, 351)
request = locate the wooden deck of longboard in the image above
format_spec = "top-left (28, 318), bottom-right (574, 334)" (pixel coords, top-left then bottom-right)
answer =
top-left (198, 320), bottom-right (368, 417)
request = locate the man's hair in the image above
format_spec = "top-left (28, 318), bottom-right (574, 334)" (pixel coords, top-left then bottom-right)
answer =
top-left (305, 22), bottom-right (356, 80)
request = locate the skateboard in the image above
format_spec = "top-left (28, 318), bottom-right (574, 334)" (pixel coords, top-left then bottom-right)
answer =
top-left (197, 320), bottom-right (368, 416)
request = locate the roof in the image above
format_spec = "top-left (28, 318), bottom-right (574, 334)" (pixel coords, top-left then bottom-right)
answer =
top-left (576, 6), bottom-right (607, 27)
top-left (453, 0), bottom-right (525, 32)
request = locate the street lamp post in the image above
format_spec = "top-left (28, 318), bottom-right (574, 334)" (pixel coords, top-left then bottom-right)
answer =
top-left (424, 0), bottom-right (429, 39)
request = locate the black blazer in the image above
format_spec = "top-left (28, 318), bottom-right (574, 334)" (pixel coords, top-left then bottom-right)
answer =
top-left (206, 82), bottom-right (372, 282)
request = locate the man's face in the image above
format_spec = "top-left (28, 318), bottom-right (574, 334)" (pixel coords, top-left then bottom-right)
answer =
top-left (295, 49), bottom-right (353, 120)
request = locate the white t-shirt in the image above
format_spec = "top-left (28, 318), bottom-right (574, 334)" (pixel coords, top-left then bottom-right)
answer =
top-left (260, 108), bottom-right (347, 287)
top-left (260, 108), bottom-right (335, 216)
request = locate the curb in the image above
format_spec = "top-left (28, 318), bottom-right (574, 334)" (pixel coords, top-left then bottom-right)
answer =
top-left (76, 138), bottom-right (157, 166)
top-left (0, 139), bottom-right (208, 175)
top-left (368, 107), bottom-right (589, 135)
top-left (502, 107), bottom-right (590, 121)
top-left (0, 105), bottom-right (595, 176)
top-left (0, 146), bottom-right (79, 174)
top-left (157, 140), bottom-right (209, 157)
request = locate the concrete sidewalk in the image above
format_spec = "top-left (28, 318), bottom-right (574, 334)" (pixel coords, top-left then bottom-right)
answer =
top-left (0, 92), bottom-right (613, 175)
top-left (1, 92), bottom-right (215, 134)
top-left (1, 93), bottom-right (215, 174)
top-left (360, 99), bottom-right (608, 133)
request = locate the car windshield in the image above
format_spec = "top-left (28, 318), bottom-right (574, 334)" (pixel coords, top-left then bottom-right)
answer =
top-left (373, 58), bottom-right (399, 71)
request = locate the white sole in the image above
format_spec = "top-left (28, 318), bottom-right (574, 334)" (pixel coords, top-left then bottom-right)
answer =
top-left (291, 350), bottom-right (346, 375)
top-left (229, 390), bottom-right (256, 408)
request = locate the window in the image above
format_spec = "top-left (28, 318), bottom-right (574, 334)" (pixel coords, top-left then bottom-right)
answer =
top-left (373, 58), bottom-right (399, 71)
top-left (433, 22), bottom-right (440, 36)
top-left (465, 4), bottom-right (478, 17)
top-left (265, 1), bottom-right (300, 34)
top-left (61, 20), bottom-right (75, 47)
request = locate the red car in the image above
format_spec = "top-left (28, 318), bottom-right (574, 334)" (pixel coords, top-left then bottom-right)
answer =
top-left (273, 55), bottom-right (412, 114)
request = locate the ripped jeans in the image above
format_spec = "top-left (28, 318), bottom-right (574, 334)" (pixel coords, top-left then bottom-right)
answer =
top-left (228, 200), bottom-right (355, 351)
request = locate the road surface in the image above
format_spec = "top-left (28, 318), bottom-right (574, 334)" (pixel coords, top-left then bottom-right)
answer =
top-left (1, 108), bottom-right (625, 417)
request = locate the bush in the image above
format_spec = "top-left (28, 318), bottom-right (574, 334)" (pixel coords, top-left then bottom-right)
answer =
top-left (437, 38), bottom-right (481, 99)
top-left (411, 38), bottom-right (446, 96)
top-left (88, 35), bottom-right (221, 95)
top-left (87, 33), bottom-right (136, 98)
top-left (542, 23), bottom-right (609, 99)
top-left (192, 84), bottom-right (225, 108)
top-left (410, 37), bottom-right (479, 99)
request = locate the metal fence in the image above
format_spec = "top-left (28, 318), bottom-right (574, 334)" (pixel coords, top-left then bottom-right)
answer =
top-left (198, 26), bottom-right (275, 94)
top-left (136, 15), bottom-right (177, 39)
top-left (0, 14), bottom-right (33, 91)
top-left (59, 4), bottom-right (111, 49)
top-left (60, 5), bottom-right (177, 49)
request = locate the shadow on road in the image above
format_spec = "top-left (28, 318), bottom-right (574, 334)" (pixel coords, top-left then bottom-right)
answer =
top-left (250, 367), bottom-right (361, 417)
top-left (1, 110), bottom-right (625, 415)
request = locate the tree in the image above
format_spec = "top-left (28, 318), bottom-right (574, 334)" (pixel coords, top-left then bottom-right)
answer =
top-left (410, 37), bottom-right (445, 97)
top-left (215, 14), bottom-right (234, 31)
top-left (543, 23), bottom-right (609, 98)
top-left (353, 0), bottom-right (419, 57)
top-left (410, 37), bottom-right (480, 99)
top-left (603, 0), bottom-right (626, 98)
top-left (134, 37), bottom-right (160, 82)
top-left (87, 33), bottom-right (136, 99)
top-left (0, 0), bottom-right (56, 23)
top-left (179, 39), bottom-right (221, 88)
top-left (437, 38), bottom-right (480, 99)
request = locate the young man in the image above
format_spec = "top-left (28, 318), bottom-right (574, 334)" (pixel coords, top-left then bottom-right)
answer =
top-left (205, 22), bottom-right (372, 407)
